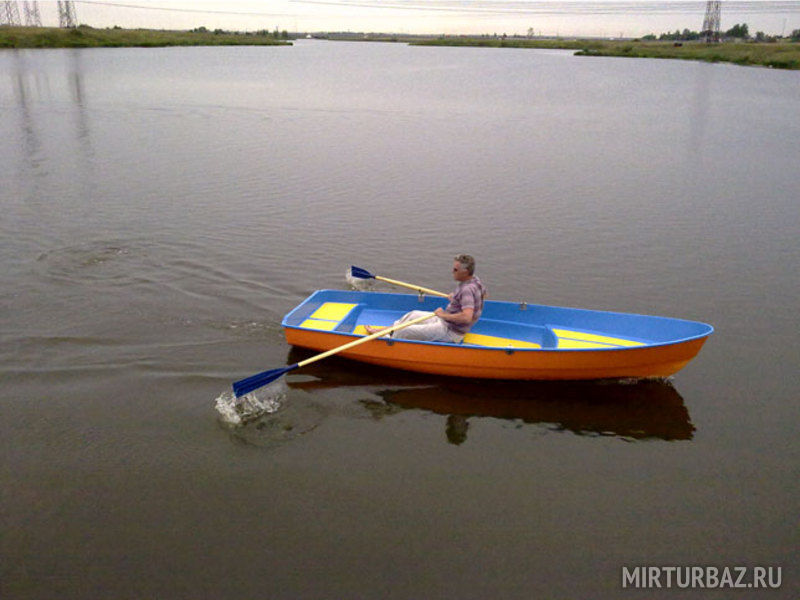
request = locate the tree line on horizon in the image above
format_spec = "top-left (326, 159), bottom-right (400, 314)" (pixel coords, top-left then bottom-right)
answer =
top-left (642, 23), bottom-right (800, 42)
top-left (190, 26), bottom-right (290, 39)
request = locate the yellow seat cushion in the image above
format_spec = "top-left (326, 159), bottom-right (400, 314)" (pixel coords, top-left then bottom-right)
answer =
top-left (309, 302), bottom-right (358, 321)
top-left (552, 328), bottom-right (644, 348)
top-left (300, 318), bottom-right (339, 331)
top-left (463, 332), bottom-right (541, 349)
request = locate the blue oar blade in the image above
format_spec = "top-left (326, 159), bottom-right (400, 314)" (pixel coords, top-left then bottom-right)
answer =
top-left (233, 364), bottom-right (298, 398)
top-left (349, 265), bottom-right (374, 280)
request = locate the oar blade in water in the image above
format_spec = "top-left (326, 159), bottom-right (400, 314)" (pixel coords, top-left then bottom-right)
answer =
top-left (233, 364), bottom-right (298, 398)
top-left (349, 266), bottom-right (374, 280)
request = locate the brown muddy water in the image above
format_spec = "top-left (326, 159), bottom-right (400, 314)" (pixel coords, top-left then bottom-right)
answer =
top-left (2, 41), bottom-right (798, 598)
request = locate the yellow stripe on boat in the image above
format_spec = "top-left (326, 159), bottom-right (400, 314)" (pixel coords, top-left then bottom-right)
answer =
top-left (556, 338), bottom-right (616, 349)
top-left (353, 327), bottom-right (540, 348)
top-left (463, 332), bottom-right (541, 349)
top-left (552, 328), bottom-right (645, 348)
top-left (300, 318), bottom-right (339, 331)
top-left (309, 302), bottom-right (358, 321)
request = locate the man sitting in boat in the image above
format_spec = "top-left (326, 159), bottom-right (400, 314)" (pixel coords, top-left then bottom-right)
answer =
top-left (365, 254), bottom-right (487, 343)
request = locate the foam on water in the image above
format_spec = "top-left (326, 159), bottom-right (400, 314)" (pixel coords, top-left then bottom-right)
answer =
top-left (215, 378), bottom-right (289, 426)
top-left (215, 381), bottom-right (329, 448)
top-left (345, 268), bottom-right (374, 292)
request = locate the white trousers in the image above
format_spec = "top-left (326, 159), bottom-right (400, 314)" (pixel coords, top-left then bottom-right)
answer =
top-left (391, 310), bottom-right (464, 343)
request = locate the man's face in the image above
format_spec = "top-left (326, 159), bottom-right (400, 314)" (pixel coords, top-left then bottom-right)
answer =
top-left (452, 261), bottom-right (470, 282)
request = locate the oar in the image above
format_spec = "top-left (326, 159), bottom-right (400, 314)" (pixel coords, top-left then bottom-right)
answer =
top-left (232, 312), bottom-right (437, 397)
top-left (349, 266), bottom-right (448, 298)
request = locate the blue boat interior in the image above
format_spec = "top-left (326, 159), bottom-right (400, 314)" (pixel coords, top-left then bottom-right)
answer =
top-left (282, 290), bottom-right (713, 350)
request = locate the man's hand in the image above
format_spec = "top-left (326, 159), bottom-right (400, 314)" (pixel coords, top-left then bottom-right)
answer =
top-left (435, 307), bottom-right (473, 324)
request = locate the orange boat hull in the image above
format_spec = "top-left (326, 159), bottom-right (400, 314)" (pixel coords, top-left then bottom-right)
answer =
top-left (284, 327), bottom-right (709, 380)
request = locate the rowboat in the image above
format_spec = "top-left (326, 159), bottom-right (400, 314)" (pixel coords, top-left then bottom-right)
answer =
top-left (281, 290), bottom-right (713, 381)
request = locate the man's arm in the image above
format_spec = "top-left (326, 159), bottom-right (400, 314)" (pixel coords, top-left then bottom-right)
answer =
top-left (434, 307), bottom-right (473, 325)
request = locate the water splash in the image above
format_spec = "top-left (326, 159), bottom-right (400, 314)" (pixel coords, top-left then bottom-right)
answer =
top-left (215, 381), bottom-right (328, 448)
top-left (345, 267), bottom-right (374, 291)
top-left (215, 378), bottom-right (289, 426)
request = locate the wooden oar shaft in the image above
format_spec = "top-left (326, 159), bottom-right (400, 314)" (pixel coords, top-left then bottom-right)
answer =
top-left (296, 312), bottom-right (436, 369)
top-left (374, 275), bottom-right (448, 298)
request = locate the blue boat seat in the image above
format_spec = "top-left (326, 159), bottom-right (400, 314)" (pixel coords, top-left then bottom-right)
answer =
top-left (299, 302), bottom-right (645, 351)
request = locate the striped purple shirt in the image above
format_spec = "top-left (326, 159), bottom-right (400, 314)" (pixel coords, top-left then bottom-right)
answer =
top-left (445, 276), bottom-right (487, 335)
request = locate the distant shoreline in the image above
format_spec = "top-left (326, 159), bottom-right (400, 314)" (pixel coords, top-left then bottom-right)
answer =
top-left (0, 26), bottom-right (291, 49)
top-left (411, 37), bottom-right (800, 70)
top-left (2, 26), bottom-right (798, 70)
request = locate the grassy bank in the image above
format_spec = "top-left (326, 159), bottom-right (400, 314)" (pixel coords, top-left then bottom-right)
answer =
top-left (413, 37), bottom-right (800, 70)
top-left (0, 26), bottom-right (291, 49)
top-left (574, 39), bottom-right (800, 69)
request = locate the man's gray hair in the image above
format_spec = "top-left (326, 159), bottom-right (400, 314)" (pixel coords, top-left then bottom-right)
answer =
top-left (454, 254), bottom-right (475, 275)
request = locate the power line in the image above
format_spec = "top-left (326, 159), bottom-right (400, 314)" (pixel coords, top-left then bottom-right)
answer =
top-left (74, 0), bottom-right (800, 17)
top-left (291, 0), bottom-right (800, 15)
top-left (75, 0), bottom-right (292, 18)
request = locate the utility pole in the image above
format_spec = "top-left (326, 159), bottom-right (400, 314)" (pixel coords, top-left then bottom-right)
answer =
top-left (701, 0), bottom-right (721, 43)
top-left (1, 1), bottom-right (22, 26)
top-left (57, 0), bottom-right (77, 28)
top-left (23, 1), bottom-right (42, 27)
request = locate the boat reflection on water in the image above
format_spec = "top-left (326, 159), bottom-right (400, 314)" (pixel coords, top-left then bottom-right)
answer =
top-left (284, 348), bottom-right (695, 445)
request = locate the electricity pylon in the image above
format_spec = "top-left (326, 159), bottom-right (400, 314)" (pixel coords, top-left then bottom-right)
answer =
top-left (1, 1), bottom-right (22, 26)
top-left (58, 0), bottom-right (77, 28)
top-left (23, 1), bottom-right (42, 27)
top-left (701, 0), bottom-right (721, 43)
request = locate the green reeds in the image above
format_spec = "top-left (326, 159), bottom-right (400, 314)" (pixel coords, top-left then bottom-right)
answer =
top-left (413, 37), bottom-right (800, 70)
top-left (0, 26), bottom-right (291, 49)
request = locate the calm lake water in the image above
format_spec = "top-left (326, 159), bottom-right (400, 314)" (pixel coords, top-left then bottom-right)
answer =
top-left (2, 41), bottom-right (798, 598)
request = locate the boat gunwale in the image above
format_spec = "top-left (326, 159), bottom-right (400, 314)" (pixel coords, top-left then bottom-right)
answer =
top-left (282, 289), bottom-right (714, 353)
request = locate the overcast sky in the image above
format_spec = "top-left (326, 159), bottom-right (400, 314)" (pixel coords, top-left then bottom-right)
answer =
top-left (32, 1), bottom-right (800, 37)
